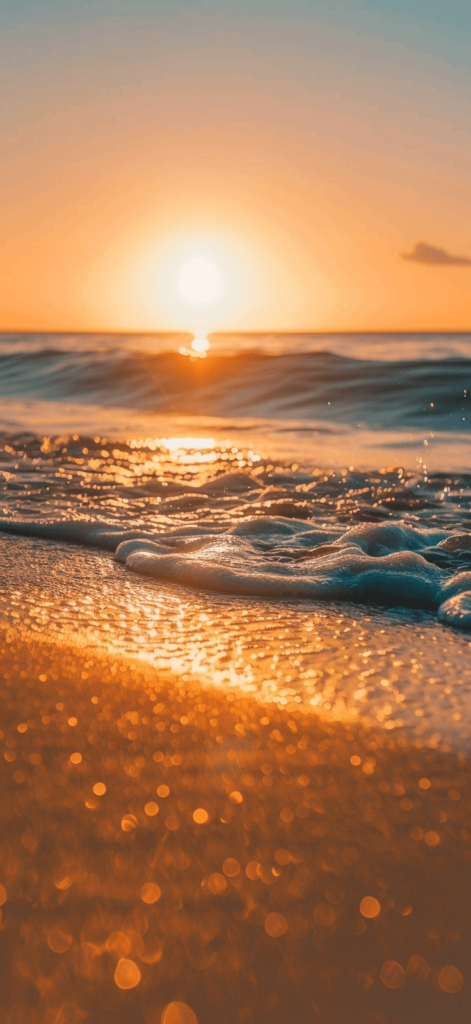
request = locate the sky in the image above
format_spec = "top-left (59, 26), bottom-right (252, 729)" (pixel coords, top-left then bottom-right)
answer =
top-left (1, 0), bottom-right (471, 333)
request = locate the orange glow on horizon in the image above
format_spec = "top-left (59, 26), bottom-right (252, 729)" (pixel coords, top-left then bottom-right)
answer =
top-left (1, 7), bottom-right (471, 334)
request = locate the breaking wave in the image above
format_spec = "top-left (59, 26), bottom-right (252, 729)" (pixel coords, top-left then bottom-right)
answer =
top-left (1, 464), bottom-right (471, 629)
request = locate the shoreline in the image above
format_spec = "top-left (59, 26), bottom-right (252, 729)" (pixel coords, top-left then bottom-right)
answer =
top-left (0, 627), bottom-right (469, 1023)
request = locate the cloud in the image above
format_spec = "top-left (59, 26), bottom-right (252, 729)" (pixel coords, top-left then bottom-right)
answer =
top-left (401, 241), bottom-right (471, 266)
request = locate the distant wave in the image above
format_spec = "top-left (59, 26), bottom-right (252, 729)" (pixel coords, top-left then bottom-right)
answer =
top-left (0, 334), bottom-right (470, 432)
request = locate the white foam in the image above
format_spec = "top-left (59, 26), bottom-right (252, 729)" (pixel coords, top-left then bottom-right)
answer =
top-left (438, 591), bottom-right (471, 629)
top-left (124, 543), bottom-right (442, 605)
top-left (2, 512), bottom-right (471, 628)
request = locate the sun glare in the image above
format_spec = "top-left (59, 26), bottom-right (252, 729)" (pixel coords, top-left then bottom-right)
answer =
top-left (177, 255), bottom-right (225, 306)
top-left (191, 336), bottom-right (210, 353)
top-left (178, 336), bottom-right (211, 358)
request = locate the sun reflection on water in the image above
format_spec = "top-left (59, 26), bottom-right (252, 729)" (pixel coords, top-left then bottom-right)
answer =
top-left (178, 335), bottom-right (211, 358)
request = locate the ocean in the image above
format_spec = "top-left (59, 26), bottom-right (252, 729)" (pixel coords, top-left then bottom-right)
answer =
top-left (0, 332), bottom-right (470, 1023)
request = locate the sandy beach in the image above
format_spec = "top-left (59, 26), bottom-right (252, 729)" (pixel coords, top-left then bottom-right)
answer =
top-left (0, 626), bottom-right (469, 1024)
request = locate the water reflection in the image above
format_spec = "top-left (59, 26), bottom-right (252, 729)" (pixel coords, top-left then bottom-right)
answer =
top-left (1, 532), bottom-right (470, 750)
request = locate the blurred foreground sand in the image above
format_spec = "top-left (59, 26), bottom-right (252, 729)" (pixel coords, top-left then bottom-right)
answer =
top-left (0, 628), bottom-right (470, 1024)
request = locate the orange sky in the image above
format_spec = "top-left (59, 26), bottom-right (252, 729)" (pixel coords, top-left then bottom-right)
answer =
top-left (1, 0), bottom-right (471, 332)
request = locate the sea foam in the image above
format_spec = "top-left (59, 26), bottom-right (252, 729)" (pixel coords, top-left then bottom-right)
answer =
top-left (1, 507), bottom-right (470, 628)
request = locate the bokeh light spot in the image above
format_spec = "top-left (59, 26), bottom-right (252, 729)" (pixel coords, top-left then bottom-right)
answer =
top-left (70, 752), bottom-right (82, 764)
top-left (145, 801), bottom-right (159, 816)
top-left (438, 965), bottom-right (464, 993)
top-left (274, 848), bottom-right (291, 865)
top-left (208, 872), bottom-right (227, 895)
top-left (54, 875), bottom-right (73, 890)
top-left (93, 782), bottom-right (106, 796)
top-left (157, 785), bottom-right (170, 798)
top-left (380, 961), bottom-right (405, 989)
top-left (47, 928), bottom-right (72, 953)
top-left (141, 882), bottom-right (162, 904)
top-left (407, 955), bottom-right (431, 984)
top-left (314, 902), bottom-right (337, 928)
top-left (106, 932), bottom-right (131, 959)
top-left (161, 1001), bottom-right (198, 1024)
top-left (410, 826), bottom-right (424, 841)
top-left (193, 808), bottom-right (209, 824)
top-left (223, 858), bottom-right (240, 877)
top-left (114, 958), bottom-right (141, 990)
top-left (121, 815), bottom-right (137, 831)
top-left (265, 912), bottom-right (288, 937)
top-left (360, 896), bottom-right (381, 919)
top-left (139, 934), bottom-right (163, 964)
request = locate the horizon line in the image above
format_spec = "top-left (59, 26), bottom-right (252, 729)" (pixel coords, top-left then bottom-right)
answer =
top-left (1, 327), bottom-right (471, 337)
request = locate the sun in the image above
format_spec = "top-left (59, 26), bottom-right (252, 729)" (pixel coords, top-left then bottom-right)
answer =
top-left (176, 255), bottom-right (226, 306)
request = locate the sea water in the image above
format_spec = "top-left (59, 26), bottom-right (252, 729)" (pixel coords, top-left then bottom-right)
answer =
top-left (0, 330), bottom-right (470, 749)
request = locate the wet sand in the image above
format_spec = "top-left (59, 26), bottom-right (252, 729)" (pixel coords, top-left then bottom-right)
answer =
top-left (0, 628), bottom-right (469, 1024)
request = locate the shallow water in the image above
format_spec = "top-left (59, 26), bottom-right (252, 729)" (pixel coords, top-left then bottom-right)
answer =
top-left (1, 533), bottom-right (471, 751)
